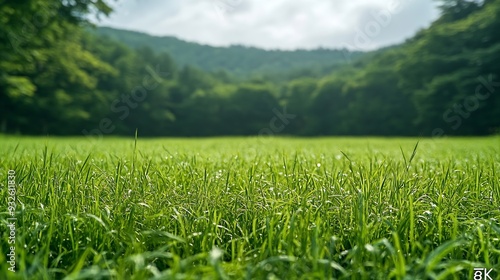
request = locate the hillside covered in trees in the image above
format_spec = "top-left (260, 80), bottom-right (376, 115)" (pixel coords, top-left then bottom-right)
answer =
top-left (1, 0), bottom-right (499, 137)
top-left (93, 27), bottom-right (364, 78)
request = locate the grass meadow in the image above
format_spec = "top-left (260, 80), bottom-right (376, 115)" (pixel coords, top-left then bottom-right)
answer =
top-left (0, 136), bottom-right (499, 279)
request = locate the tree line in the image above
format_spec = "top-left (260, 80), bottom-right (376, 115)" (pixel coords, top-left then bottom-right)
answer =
top-left (0, 0), bottom-right (499, 137)
top-left (93, 27), bottom-right (363, 79)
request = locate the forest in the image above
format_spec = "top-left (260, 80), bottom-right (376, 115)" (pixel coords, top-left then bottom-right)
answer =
top-left (1, 0), bottom-right (499, 137)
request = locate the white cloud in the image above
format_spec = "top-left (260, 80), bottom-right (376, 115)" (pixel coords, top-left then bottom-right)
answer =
top-left (97, 0), bottom-right (440, 50)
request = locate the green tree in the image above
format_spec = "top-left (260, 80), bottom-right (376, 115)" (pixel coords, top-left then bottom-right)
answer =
top-left (0, 0), bottom-right (114, 133)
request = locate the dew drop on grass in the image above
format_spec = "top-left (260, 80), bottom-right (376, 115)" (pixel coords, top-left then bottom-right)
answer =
top-left (209, 247), bottom-right (223, 262)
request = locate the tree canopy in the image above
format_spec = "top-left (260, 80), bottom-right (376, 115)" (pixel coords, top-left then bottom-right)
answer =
top-left (1, 0), bottom-right (499, 136)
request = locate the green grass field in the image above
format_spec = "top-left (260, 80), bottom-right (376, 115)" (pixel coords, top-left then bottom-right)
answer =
top-left (1, 136), bottom-right (499, 279)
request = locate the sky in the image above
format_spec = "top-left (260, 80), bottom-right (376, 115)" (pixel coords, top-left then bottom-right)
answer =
top-left (97, 0), bottom-right (441, 51)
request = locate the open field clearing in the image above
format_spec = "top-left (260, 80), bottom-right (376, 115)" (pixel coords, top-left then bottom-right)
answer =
top-left (1, 136), bottom-right (499, 279)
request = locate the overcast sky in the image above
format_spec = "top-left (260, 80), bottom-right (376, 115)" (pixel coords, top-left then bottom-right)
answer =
top-left (97, 0), bottom-right (441, 51)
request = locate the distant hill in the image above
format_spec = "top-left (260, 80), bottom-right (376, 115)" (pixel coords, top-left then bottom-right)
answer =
top-left (93, 27), bottom-right (364, 76)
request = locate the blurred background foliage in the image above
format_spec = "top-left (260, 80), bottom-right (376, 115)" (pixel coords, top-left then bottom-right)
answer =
top-left (0, 0), bottom-right (499, 136)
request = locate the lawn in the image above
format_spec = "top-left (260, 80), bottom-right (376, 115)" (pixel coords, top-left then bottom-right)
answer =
top-left (1, 136), bottom-right (499, 279)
